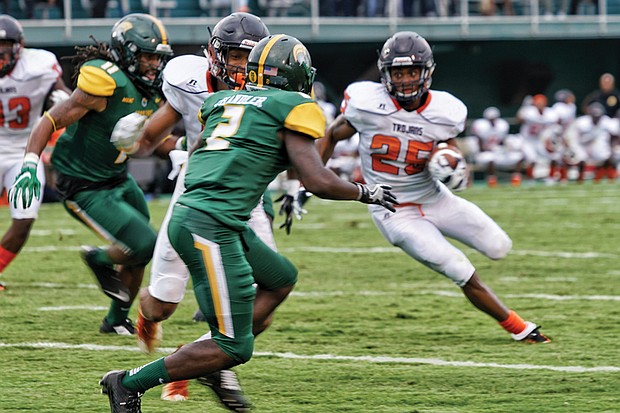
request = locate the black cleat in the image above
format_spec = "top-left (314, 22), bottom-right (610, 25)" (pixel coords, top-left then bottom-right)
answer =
top-left (512, 321), bottom-right (551, 344)
top-left (523, 326), bottom-right (551, 344)
top-left (100, 370), bottom-right (143, 413)
top-left (100, 317), bottom-right (135, 335)
top-left (197, 370), bottom-right (252, 412)
top-left (81, 246), bottom-right (130, 304)
top-left (192, 308), bottom-right (207, 322)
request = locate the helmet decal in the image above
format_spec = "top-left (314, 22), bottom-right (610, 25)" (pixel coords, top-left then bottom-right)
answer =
top-left (256, 34), bottom-right (284, 89)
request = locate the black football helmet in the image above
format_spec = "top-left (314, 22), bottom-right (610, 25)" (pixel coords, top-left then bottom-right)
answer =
top-left (377, 31), bottom-right (435, 105)
top-left (110, 13), bottom-right (173, 94)
top-left (245, 34), bottom-right (316, 94)
top-left (0, 15), bottom-right (24, 77)
top-left (206, 12), bottom-right (270, 89)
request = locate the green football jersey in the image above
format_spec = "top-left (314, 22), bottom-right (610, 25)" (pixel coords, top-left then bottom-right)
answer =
top-left (179, 88), bottom-right (326, 231)
top-left (52, 59), bottom-right (162, 182)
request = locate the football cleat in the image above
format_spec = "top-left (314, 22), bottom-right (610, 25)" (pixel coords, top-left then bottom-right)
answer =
top-left (512, 321), bottom-right (551, 344)
top-left (136, 311), bottom-right (162, 354)
top-left (522, 327), bottom-right (551, 344)
top-left (100, 370), bottom-right (143, 413)
top-left (192, 308), bottom-right (207, 322)
top-left (0, 281), bottom-right (6, 291)
top-left (81, 246), bottom-right (130, 304)
top-left (100, 317), bottom-right (135, 336)
top-left (161, 379), bottom-right (189, 401)
top-left (197, 370), bottom-right (251, 412)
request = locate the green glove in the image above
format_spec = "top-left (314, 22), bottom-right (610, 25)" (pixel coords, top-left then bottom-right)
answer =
top-left (8, 153), bottom-right (41, 209)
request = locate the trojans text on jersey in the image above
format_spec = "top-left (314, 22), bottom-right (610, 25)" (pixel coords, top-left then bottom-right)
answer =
top-left (392, 122), bottom-right (423, 135)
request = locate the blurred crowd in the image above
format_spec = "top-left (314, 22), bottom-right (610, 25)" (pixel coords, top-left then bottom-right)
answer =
top-left (3, 0), bottom-right (611, 19)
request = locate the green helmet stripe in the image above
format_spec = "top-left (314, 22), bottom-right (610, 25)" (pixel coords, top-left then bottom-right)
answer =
top-left (257, 34), bottom-right (284, 89)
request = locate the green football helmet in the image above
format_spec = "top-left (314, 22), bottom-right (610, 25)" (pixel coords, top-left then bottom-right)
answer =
top-left (245, 34), bottom-right (316, 94)
top-left (110, 13), bottom-right (173, 93)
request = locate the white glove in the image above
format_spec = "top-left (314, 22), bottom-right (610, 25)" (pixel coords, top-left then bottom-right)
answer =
top-left (110, 112), bottom-right (148, 155)
top-left (49, 89), bottom-right (71, 106)
top-left (168, 149), bottom-right (188, 180)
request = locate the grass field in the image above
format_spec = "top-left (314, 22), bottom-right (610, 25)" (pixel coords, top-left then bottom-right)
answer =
top-left (1, 181), bottom-right (619, 412)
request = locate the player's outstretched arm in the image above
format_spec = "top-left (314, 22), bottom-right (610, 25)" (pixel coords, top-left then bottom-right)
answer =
top-left (285, 130), bottom-right (397, 212)
top-left (10, 89), bottom-right (103, 209)
top-left (316, 114), bottom-right (356, 165)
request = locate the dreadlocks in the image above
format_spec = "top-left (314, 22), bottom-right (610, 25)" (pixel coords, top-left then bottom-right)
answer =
top-left (62, 36), bottom-right (115, 87)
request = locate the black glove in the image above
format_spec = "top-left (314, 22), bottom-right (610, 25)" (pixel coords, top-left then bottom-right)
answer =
top-left (354, 182), bottom-right (399, 212)
top-left (275, 193), bottom-right (296, 235)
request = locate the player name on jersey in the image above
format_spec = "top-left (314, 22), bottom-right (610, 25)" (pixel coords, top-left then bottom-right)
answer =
top-left (214, 94), bottom-right (268, 108)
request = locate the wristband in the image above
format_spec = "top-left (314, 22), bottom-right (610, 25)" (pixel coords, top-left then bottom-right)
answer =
top-left (23, 152), bottom-right (40, 166)
top-left (353, 182), bottom-right (364, 201)
top-left (284, 179), bottom-right (300, 196)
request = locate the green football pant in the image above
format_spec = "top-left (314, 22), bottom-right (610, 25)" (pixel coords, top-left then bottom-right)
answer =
top-left (63, 176), bottom-right (156, 265)
top-left (168, 205), bottom-right (297, 363)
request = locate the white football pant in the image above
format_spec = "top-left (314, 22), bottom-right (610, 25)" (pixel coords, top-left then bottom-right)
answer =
top-left (370, 186), bottom-right (512, 287)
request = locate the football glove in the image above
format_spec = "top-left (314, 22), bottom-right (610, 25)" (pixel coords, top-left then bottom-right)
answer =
top-left (275, 179), bottom-right (307, 235)
top-left (354, 182), bottom-right (398, 212)
top-left (8, 153), bottom-right (41, 209)
top-left (110, 112), bottom-right (148, 155)
top-left (49, 89), bottom-right (71, 106)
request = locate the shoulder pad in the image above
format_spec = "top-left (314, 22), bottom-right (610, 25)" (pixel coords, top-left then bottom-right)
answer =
top-left (343, 81), bottom-right (398, 115)
top-left (14, 48), bottom-right (62, 80)
top-left (284, 99), bottom-right (326, 139)
top-left (163, 55), bottom-right (210, 92)
top-left (419, 91), bottom-right (467, 134)
top-left (77, 60), bottom-right (125, 97)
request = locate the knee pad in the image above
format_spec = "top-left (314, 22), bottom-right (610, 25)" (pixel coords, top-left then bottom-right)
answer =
top-left (214, 333), bottom-right (255, 364)
top-left (148, 273), bottom-right (189, 304)
top-left (486, 234), bottom-right (512, 260)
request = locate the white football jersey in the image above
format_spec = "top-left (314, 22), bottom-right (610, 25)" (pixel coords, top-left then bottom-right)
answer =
top-left (0, 48), bottom-right (62, 156)
top-left (517, 105), bottom-right (558, 141)
top-left (470, 117), bottom-right (510, 151)
top-left (341, 81), bottom-right (467, 204)
top-left (161, 54), bottom-right (214, 148)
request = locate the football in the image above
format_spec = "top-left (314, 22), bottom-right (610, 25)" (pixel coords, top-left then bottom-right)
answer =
top-left (427, 143), bottom-right (468, 191)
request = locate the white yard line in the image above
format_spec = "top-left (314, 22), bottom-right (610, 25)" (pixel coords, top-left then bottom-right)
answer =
top-left (38, 305), bottom-right (108, 311)
top-left (19, 244), bottom-right (618, 259)
top-left (0, 341), bottom-right (617, 373)
top-left (24, 286), bottom-right (619, 302)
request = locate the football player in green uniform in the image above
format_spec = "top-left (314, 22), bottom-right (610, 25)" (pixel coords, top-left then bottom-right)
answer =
top-left (99, 34), bottom-right (397, 412)
top-left (9, 13), bottom-right (173, 335)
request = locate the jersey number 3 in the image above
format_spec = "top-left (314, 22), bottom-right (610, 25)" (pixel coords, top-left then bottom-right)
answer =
top-left (370, 135), bottom-right (433, 175)
top-left (0, 97), bottom-right (31, 129)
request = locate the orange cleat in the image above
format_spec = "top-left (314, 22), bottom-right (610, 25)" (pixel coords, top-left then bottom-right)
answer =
top-left (510, 173), bottom-right (522, 187)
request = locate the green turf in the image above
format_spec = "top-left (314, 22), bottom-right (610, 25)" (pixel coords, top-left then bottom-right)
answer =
top-left (1, 182), bottom-right (619, 412)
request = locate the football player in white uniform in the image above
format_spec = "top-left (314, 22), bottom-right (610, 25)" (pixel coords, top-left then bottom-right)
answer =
top-left (516, 94), bottom-right (559, 180)
top-left (470, 106), bottom-right (524, 187)
top-left (0, 15), bottom-right (71, 290)
top-left (318, 31), bottom-right (550, 344)
top-left (109, 13), bottom-right (273, 408)
top-left (564, 102), bottom-right (617, 182)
